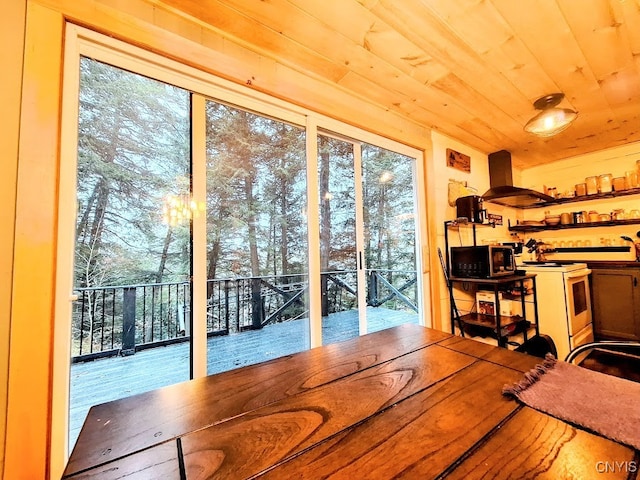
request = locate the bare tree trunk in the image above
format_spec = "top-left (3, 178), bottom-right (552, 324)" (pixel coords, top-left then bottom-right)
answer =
top-left (76, 184), bottom-right (99, 242)
top-left (319, 138), bottom-right (331, 316)
top-left (377, 183), bottom-right (385, 268)
top-left (155, 227), bottom-right (173, 283)
top-left (280, 192), bottom-right (289, 275)
top-left (245, 176), bottom-right (260, 276)
top-left (85, 179), bottom-right (110, 282)
top-left (206, 236), bottom-right (220, 297)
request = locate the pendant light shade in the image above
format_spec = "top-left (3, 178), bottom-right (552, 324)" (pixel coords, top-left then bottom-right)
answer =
top-left (524, 93), bottom-right (578, 137)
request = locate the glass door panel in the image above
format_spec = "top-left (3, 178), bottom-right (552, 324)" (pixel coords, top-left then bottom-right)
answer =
top-left (205, 101), bottom-right (309, 374)
top-left (69, 57), bottom-right (192, 448)
top-left (361, 144), bottom-right (420, 332)
top-left (317, 135), bottom-right (360, 344)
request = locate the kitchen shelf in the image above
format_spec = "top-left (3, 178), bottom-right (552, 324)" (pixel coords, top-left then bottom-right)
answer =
top-left (508, 218), bottom-right (640, 233)
top-left (460, 313), bottom-right (530, 338)
top-left (511, 186), bottom-right (640, 209)
top-left (554, 246), bottom-right (631, 253)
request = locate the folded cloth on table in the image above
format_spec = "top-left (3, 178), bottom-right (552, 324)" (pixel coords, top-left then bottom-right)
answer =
top-left (503, 354), bottom-right (640, 450)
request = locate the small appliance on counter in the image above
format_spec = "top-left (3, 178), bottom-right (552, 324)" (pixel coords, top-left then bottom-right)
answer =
top-left (455, 195), bottom-right (485, 223)
top-left (450, 245), bottom-right (515, 278)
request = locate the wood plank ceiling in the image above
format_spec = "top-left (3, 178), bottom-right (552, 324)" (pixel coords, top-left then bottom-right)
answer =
top-left (158, 0), bottom-right (640, 168)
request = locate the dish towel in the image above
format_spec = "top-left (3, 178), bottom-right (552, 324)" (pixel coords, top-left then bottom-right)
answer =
top-left (503, 354), bottom-right (640, 450)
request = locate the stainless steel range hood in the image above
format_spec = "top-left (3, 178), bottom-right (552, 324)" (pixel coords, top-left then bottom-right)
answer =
top-left (481, 150), bottom-right (553, 208)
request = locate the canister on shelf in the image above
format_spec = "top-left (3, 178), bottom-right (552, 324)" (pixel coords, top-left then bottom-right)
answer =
top-left (585, 176), bottom-right (598, 195)
top-left (560, 212), bottom-right (573, 224)
top-left (575, 183), bottom-right (587, 196)
top-left (598, 173), bottom-right (613, 193)
top-left (613, 177), bottom-right (626, 191)
top-left (626, 170), bottom-right (639, 189)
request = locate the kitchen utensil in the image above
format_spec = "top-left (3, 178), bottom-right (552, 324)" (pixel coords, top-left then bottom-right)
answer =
top-left (575, 183), bottom-right (587, 196)
top-left (525, 238), bottom-right (537, 252)
top-left (621, 235), bottom-right (634, 243)
top-left (626, 170), bottom-right (639, 188)
top-left (455, 195), bottom-right (485, 223)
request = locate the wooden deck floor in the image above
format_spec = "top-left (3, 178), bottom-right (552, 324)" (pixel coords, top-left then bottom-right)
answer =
top-left (69, 306), bottom-right (419, 449)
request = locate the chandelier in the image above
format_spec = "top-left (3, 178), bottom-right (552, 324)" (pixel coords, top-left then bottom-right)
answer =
top-left (162, 193), bottom-right (203, 226)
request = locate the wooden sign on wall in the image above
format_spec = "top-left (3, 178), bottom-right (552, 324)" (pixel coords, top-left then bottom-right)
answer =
top-left (446, 148), bottom-right (470, 173)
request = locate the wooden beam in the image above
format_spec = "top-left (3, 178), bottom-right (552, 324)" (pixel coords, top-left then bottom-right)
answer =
top-left (0, 1), bottom-right (27, 476)
top-left (5, 3), bottom-right (64, 479)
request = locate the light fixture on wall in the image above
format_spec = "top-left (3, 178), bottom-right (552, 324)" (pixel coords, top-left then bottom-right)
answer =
top-left (524, 93), bottom-right (578, 137)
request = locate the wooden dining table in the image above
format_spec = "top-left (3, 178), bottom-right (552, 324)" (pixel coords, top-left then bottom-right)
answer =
top-left (63, 323), bottom-right (637, 479)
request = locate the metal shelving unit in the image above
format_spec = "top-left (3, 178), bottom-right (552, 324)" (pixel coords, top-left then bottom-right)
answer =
top-left (443, 221), bottom-right (540, 348)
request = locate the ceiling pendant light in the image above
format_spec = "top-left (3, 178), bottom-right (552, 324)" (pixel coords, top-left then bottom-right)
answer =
top-left (524, 93), bottom-right (578, 137)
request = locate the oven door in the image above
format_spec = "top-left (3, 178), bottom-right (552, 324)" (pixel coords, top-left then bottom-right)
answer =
top-left (564, 269), bottom-right (592, 334)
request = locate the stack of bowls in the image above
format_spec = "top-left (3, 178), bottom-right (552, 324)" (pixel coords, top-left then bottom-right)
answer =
top-left (544, 214), bottom-right (561, 226)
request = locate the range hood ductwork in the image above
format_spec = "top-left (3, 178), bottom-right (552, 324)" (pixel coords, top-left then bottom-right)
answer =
top-left (481, 150), bottom-right (553, 208)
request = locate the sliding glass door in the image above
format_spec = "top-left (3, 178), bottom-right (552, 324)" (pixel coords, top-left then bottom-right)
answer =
top-left (362, 144), bottom-right (420, 333)
top-left (318, 135), bottom-right (421, 345)
top-left (68, 57), bottom-right (193, 448)
top-left (57, 28), bottom-right (427, 466)
top-left (204, 101), bottom-right (309, 374)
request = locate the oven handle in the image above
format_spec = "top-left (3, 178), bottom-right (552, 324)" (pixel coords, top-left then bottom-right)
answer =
top-left (565, 269), bottom-right (591, 279)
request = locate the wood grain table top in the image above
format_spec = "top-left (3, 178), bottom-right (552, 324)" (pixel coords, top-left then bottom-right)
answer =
top-left (63, 324), bottom-right (637, 479)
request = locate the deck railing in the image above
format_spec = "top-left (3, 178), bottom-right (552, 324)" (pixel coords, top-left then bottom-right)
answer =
top-left (71, 269), bottom-right (417, 362)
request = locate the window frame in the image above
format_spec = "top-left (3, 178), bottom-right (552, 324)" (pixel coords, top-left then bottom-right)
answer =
top-left (54, 23), bottom-right (430, 472)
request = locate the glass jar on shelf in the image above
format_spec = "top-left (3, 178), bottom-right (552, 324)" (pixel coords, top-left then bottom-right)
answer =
top-left (598, 173), bottom-right (613, 193)
top-left (585, 176), bottom-right (598, 195)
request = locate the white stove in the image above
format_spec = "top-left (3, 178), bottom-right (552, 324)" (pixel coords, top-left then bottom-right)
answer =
top-left (519, 262), bottom-right (588, 273)
top-left (520, 262), bottom-right (593, 360)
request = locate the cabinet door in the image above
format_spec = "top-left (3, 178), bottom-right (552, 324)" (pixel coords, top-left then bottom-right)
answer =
top-left (591, 268), bottom-right (640, 341)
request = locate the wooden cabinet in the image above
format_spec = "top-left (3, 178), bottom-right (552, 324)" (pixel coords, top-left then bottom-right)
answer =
top-left (590, 267), bottom-right (640, 341)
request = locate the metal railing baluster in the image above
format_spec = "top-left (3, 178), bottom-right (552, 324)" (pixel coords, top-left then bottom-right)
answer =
top-left (71, 270), bottom-right (417, 362)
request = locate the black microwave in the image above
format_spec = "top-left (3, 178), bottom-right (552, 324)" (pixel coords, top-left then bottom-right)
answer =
top-left (450, 245), bottom-right (515, 278)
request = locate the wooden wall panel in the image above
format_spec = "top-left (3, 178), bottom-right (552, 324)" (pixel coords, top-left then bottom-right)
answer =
top-left (0, 2), bottom-right (27, 476)
top-left (5, 4), bottom-right (64, 480)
